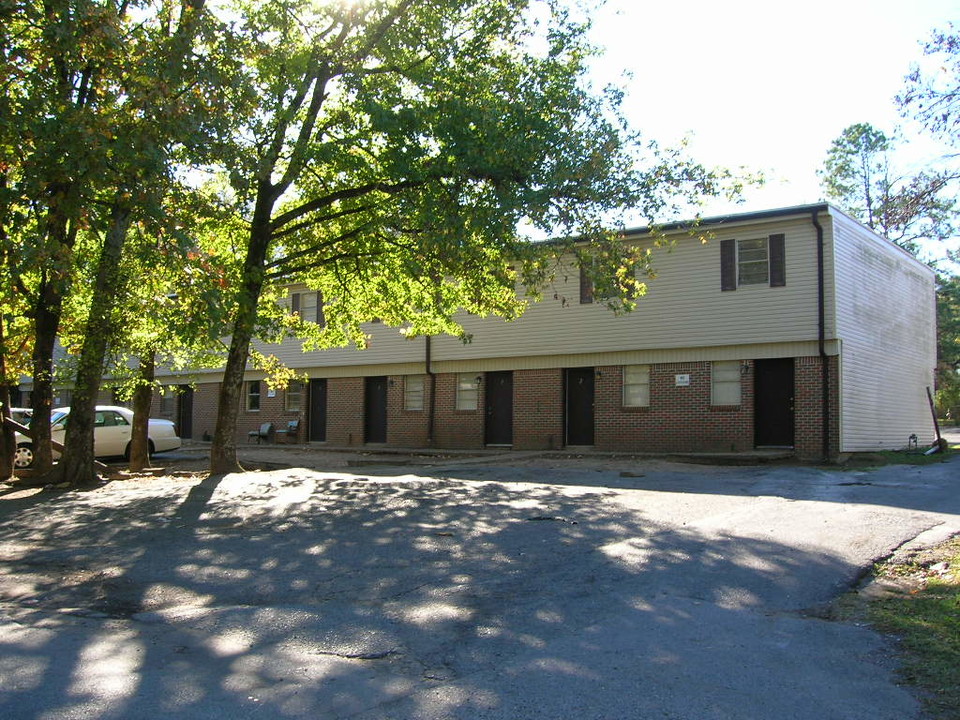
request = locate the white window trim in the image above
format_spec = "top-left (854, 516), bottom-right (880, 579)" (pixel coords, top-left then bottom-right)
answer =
top-left (285, 381), bottom-right (303, 412)
top-left (405, 376), bottom-right (425, 411)
top-left (456, 373), bottom-right (480, 411)
top-left (711, 361), bottom-right (742, 406)
top-left (737, 238), bottom-right (769, 286)
top-left (623, 365), bottom-right (650, 407)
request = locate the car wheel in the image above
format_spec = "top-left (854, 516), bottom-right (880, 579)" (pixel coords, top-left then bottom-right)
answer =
top-left (14, 444), bottom-right (34, 469)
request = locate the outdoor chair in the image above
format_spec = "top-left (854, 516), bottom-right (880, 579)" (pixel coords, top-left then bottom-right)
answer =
top-left (275, 419), bottom-right (300, 444)
top-left (248, 422), bottom-right (272, 443)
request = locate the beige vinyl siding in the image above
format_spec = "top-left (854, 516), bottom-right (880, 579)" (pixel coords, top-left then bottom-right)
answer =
top-left (831, 210), bottom-right (937, 451)
top-left (432, 216), bottom-right (825, 362)
top-left (165, 211), bottom-right (836, 381)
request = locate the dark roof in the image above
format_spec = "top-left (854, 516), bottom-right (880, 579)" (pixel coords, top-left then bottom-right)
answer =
top-left (620, 202), bottom-right (832, 238)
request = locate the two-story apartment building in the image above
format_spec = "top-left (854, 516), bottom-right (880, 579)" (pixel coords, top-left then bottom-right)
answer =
top-left (154, 203), bottom-right (938, 461)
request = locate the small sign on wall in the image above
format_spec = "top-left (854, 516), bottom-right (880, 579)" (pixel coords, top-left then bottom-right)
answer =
top-left (675, 374), bottom-right (691, 387)
top-left (267, 388), bottom-right (277, 398)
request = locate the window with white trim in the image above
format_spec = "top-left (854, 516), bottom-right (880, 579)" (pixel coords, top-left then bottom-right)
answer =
top-left (711, 361), bottom-right (741, 406)
top-left (404, 376), bottom-right (425, 411)
top-left (285, 381), bottom-right (303, 412)
top-left (246, 380), bottom-right (261, 411)
top-left (737, 238), bottom-right (769, 285)
top-left (720, 234), bottom-right (786, 290)
top-left (623, 365), bottom-right (650, 407)
top-left (456, 373), bottom-right (480, 411)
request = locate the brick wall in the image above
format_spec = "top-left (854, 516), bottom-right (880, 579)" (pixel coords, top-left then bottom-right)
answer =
top-left (595, 361), bottom-right (754, 454)
top-left (327, 377), bottom-right (364, 446)
top-left (433, 372), bottom-right (484, 449)
top-left (163, 357), bottom-right (841, 459)
top-left (387, 375), bottom-right (431, 447)
top-left (794, 355), bottom-right (840, 461)
top-left (514, 368), bottom-right (563, 450)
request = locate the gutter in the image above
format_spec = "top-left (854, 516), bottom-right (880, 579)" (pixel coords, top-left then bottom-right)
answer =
top-left (812, 209), bottom-right (831, 461)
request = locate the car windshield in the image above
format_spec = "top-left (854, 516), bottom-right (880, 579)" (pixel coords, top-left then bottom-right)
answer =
top-left (50, 411), bottom-right (68, 426)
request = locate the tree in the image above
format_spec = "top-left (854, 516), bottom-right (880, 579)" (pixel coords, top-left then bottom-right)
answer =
top-left (818, 122), bottom-right (957, 253)
top-left (936, 275), bottom-right (960, 420)
top-left (899, 24), bottom-right (960, 147)
top-left (205, 0), bottom-right (733, 474)
top-left (2, 1), bottom-right (242, 484)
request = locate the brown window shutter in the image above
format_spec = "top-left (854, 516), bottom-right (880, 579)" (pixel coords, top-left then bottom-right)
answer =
top-left (579, 265), bottom-right (594, 304)
top-left (720, 239), bottom-right (736, 291)
top-left (769, 234), bottom-right (786, 287)
top-left (291, 292), bottom-right (301, 313)
top-left (316, 292), bottom-right (325, 326)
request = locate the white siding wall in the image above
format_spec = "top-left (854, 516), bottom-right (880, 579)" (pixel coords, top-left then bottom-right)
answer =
top-left (256, 214), bottom-right (828, 373)
top-left (831, 210), bottom-right (937, 451)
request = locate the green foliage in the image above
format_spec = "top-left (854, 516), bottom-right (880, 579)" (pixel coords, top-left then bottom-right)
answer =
top-left (868, 538), bottom-right (960, 719)
top-left (818, 122), bottom-right (957, 252)
top-left (900, 24), bottom-right (960, 147)
top-left (936, 275), bottom-right (960, 419)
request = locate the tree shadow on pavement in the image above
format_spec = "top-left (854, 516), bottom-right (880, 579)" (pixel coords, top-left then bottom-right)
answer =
top-left (0, 468), bottom-right (923, 719)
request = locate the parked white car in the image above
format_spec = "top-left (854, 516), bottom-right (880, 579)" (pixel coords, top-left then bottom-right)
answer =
top-left (14, 405), bottom-right (181, 468)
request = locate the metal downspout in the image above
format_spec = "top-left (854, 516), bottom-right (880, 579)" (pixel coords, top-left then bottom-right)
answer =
top-left (812, 209), bottom-right (831, 461)
top-left (426, 336), bottom-right (436, 445)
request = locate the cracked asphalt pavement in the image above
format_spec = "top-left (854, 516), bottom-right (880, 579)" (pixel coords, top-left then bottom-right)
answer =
top-left (0, 445), bottom-right (958, 719)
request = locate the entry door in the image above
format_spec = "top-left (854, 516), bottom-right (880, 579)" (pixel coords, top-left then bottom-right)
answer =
top-left (565, 367), bottom-right (595, 446)
top-left (177, 385), bottom-right (194, 439)
top-left (484, 371), bottom-right (514, 446)
top-left (309, 379), bottom-right (327, 442)
top-left (364, 376), bottom-right (388, 443)
top-left (754, 358), bottom-right (795, 447)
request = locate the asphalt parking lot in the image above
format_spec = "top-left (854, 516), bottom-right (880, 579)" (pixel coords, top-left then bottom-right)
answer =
top-left (0, 444), bottom-right (957, 719)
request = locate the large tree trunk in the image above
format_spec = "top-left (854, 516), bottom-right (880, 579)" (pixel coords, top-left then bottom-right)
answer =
top-left (209, 201), bottom-right (273, 475)
top-left (53, 206), bottom-right (132, 486)
top-left (128, 352), bottom-right (155, 472)
top-left (29, 279), bottom-right (62, 473)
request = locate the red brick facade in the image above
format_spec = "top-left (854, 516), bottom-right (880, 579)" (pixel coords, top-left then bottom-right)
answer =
top-left (152, 355), bottom-right (841, 461)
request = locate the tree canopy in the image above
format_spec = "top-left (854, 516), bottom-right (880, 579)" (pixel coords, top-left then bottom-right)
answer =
top-left (2, 0), bottom-right (741, 481)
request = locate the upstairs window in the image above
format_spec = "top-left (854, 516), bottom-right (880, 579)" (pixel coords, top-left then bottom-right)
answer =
top-left (721, 234), bottom-right (785, 290)
top-left (291, 290), bottom-right (325, 326)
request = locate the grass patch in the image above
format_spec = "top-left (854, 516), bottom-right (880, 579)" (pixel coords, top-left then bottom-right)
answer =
top-left (842, 447), bottom-right (954, 468)
top-left (860, 538), bottom-right (960, 719)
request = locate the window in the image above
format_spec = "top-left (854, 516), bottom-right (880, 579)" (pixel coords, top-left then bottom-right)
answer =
top-left (737, 238), bottom-right (769, 285)
top-left (623, 365), bottom-right (650, 407)
top-left (246, 380), bottom-right (261, 411)
top-left (712, 361), bottom-right (741, 406)
top-left (456, 373), bottom-right (480, 410)
top-left (720, 234), bottom-right (785, 290)
top-left (405, 376), bottom-right (425, 411)
top-left (159, 392), bottom-right (174, 414)
top-left (291, 290), bottom-right (325, 326)
top-left (285, 381), bottom-right (303, 412)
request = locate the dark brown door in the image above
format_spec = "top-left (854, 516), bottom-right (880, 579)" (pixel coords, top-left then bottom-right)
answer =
top-left (177, 385), bottom-right (193, 439)
top-left (565, 367), bottom-right (595, 446)
top-left (484, 371), bottom-right (514, 445)
top-left (364, 376), bottom-right (388, 443)
top-left (755, 358), bottom-right (795, 447)
top-left (309, 379), bottom-right (327, 442)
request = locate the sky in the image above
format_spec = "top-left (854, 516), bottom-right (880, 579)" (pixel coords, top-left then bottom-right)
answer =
top-left (583, 0), bottom-right (959, 225)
